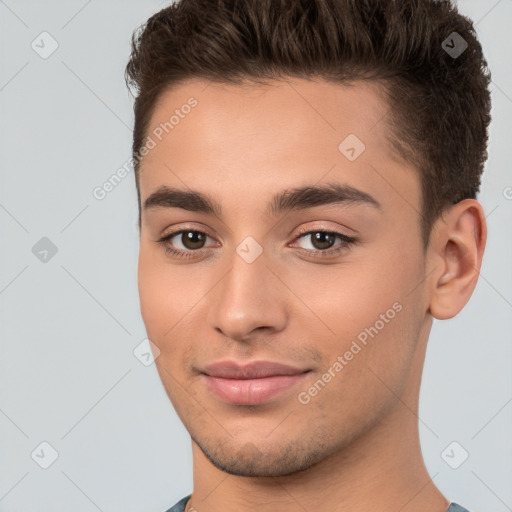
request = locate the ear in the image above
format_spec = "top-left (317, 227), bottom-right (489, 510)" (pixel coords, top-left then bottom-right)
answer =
top-left (427, 199), bottom-right (487, 320)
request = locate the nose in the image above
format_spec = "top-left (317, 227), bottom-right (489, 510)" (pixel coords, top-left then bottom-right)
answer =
top-left (206, 247), bottom-right (288, 342)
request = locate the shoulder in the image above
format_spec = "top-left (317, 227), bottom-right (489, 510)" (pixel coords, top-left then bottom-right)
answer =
top-left (448, 503), bottom-right (472, 512)
top-left (162, 494), bottom-right (191, 512)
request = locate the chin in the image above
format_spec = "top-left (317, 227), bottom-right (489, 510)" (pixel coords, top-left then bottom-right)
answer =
top-left (192, 435), bottom-right (329, 477)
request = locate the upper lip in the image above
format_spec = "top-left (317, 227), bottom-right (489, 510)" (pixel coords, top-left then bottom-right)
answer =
top-left (201, 360), bottom-right (310, 379)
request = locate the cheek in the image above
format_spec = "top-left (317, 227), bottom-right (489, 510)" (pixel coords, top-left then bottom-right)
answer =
top-left (137, 246), bottom-right (187, 342)
top-left (138, 250), bottom-right (166, 336)
top-left (290, 266), bottom-right (423, 423)
top-left (287, 248), bottom-right (423, 370)
top-left (137, 244), bottom-right (212, 347)
top-left (137, 252), bottom-right (198, 404)
top-left (287, 258), bottom-right (406, 335)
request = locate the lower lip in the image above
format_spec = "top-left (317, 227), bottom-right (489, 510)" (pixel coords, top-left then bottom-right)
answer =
top-left (203, 373), bottom-right (309, 405)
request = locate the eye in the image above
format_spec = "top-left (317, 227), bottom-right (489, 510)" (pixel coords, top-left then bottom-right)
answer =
top-left (292, 229), bottom-right (357, 257)
top-left (158, 229), bottom-right (218, 259)
top-left (157, 227), bottom-right (357, 260)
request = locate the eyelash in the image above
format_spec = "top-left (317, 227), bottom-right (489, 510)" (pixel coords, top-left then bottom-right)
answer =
top-left (157, 226), bottom-right (357, 260)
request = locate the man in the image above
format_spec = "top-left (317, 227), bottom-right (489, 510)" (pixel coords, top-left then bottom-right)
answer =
top-left (124, 0), bottom-right (491, 510)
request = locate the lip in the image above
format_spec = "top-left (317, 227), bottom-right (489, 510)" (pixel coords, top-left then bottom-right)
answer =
top-left (201, 360), bottom-right (310, 405)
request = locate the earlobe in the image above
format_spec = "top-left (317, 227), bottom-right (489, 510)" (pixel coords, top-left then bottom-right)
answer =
top-left (428, 199), bottom-right (487, 320)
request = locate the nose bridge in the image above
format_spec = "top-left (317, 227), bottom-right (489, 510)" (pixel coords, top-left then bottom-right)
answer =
top-left (207, 246), bottom-right (287, 340)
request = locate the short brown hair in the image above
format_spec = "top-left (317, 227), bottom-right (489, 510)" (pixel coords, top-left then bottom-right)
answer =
top-left (125, 0), bottom-right (492, 247)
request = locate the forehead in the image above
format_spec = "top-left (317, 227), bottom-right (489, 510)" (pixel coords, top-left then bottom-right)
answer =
top-left (144, 77), bottom-right (391, 159)
top-left (138, 77), bottom-right (418, 218)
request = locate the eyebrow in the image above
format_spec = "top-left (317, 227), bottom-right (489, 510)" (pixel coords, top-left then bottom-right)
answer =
top-left (143, 182), bottom-right (381, 217)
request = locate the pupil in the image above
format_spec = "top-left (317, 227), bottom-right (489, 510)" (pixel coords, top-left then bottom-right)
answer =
top-left (312, 232), bottom-right (334, 250)
top-left (183, 231), bottom-right (205, 249)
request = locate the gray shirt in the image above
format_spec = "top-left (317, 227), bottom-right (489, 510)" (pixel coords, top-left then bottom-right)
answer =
top-left (164, 496), bottom-right (471, 512)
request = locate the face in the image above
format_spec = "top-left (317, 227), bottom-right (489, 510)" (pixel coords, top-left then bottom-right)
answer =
top-left (137, 78), bottom-right (429, 477)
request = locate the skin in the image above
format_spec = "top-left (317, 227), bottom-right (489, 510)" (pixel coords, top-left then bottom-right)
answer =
top-left (137, 77), bottom-right (486, 512)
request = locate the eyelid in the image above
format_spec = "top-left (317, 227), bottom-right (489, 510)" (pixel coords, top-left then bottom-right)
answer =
top-left (291, 225), bottom-right (355, 242)
top-left (292, 221), bottom-right (357, 237)
top-left (160, 222), bottom-right (216, 238)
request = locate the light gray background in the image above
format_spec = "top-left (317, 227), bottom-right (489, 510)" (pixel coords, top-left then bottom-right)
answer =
top-left (0, 1), bottom-right (511, 511)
